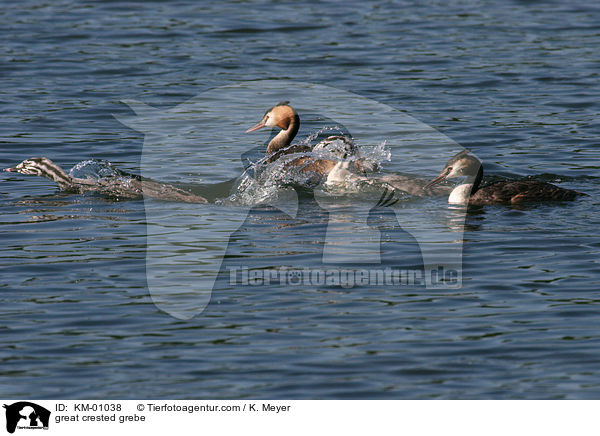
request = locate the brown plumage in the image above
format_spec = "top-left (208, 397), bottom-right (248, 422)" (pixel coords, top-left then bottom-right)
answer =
top-left (426, 150), bottom-right (587, 205)
top-left (246, 102), bottom-right (375, 180)
top-left (246, 101), bottom-right (301, 155)
top-left (471, 179), bottom-right (584, 205)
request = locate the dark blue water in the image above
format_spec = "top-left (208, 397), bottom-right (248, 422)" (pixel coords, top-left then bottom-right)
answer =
top-left (1, 0), bottom-right (599, 398)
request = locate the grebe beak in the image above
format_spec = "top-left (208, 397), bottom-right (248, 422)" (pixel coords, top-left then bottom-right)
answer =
top-left (4, 167), bottom-right (17, 172)
top-left (246, 120), bottom-right (266, 133)
top-left (424, 168), bottom-right (450, 189)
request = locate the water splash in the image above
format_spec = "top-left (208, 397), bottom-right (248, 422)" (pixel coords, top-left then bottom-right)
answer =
top-left (69, 159), bottom-right (129, 180)
top-left (226, 128), bottom-right (392, 206)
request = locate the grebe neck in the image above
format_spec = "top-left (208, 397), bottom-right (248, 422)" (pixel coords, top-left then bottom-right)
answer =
top-left (266, 113), bottom-right (299, 154)
top-left (35, 159), bottom-right (75, 188)
top-left (448, 165), bottom-right (483, 204)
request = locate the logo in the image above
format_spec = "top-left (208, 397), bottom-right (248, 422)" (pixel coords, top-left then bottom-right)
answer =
top-left (3, 402), bottom-right (50, 434)
top-left (116, 80), bottom-right (468, 319)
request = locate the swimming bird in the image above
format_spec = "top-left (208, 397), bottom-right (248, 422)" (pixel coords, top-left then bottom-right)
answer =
top-left (5, 157), bottom-right (207, 203)
top-left (246, 101), bottom-right (358, 158)
top-left (424, 150), bottom-right (587, 205)
top-left (246, 102), bottom-right (375, 184)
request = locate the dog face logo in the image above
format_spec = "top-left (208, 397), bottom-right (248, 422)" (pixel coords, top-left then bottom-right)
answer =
top-left (116, 80), bottom-right (467, 319)
top-left (3, 402), bottom-right (50, 434)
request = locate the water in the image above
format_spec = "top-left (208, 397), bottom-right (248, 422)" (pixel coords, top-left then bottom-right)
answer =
top-left (1, 0), bottom-right (599, 399)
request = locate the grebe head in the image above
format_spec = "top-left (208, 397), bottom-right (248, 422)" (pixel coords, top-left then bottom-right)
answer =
top-left (5, 157), bottom-right (56, 176)
top-left (5, 157), bottom-right (72, 186)
top-left (246, 101), bottom-right (297, 133)
top-left (246, 101), bottom-right (300, 155)
top-left (425, 150), bottom-right (483, 204)
top-left (425, 150), bottom-right (481, 188)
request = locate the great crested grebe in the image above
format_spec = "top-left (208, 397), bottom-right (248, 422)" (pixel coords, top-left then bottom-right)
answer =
top-left (424, 150), bottom-right (587, 205)
top-left (245, 102), bottom-right (374, 185)
top-left (246, 101), bottom-right (357, 158)
top-left (246, 101), bottom-right (302, 155)
top-left (5, 157), bottom-right (207, 203)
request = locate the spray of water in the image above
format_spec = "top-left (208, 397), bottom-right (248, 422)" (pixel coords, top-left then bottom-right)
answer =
top-left (224, 127), bottom-right (391, 206)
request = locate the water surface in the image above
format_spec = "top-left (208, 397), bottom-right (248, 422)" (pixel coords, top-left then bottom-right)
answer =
top-left (1, 0), bottom-right (599, 399)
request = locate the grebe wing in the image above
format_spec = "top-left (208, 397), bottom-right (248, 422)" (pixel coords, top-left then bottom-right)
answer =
top-left (472, 180), bottom-right (585, 204)
top-left (264, 142), bottom-right (312, 164)
top-left (312, 135), bottom-right (357, 159)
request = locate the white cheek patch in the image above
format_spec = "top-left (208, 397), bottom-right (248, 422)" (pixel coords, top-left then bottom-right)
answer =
top-left (264, 116), bottom-right (276, 127)
top-left (446, 167), bottom-right (460, 178)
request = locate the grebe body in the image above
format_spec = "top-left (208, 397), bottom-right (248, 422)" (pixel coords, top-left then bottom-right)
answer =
top-left (246, 102), bottom-right (373, 181)
top-left (425, 150), bottom-right (587, 205)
